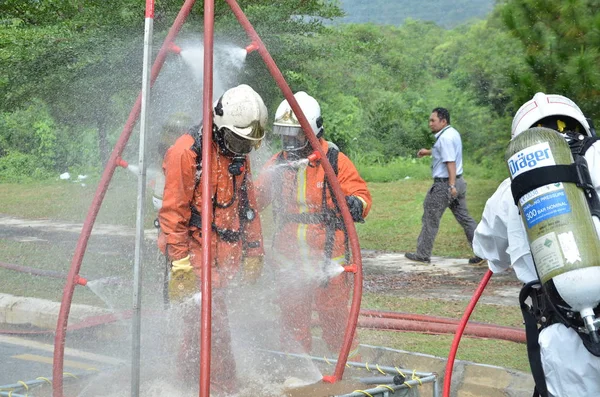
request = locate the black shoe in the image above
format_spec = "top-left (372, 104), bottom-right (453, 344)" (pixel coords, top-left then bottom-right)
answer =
top-left (405, 252), bottom-right (431, 264)
top-left (468, 256), bottom-right (486, 266)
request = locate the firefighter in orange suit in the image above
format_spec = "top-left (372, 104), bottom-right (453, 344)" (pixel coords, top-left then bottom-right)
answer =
top-left (158, 84), bottom-right (266, 393)
top-left (255, 92), bottom-right (372, 358)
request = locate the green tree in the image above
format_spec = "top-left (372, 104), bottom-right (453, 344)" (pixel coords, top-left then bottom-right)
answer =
top-left (0, 0), bottom-right (343, 171)
top-left (501, 0), bottom-right (600, 119)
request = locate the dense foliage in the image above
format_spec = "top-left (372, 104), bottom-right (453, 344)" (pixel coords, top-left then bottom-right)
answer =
top-left (1, 0), bottom-right (600, 181)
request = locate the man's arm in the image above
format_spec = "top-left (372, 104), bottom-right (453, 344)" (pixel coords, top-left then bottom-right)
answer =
top-left (337, 152), bottom-right (372, 220)
top-left (158, 139), bottom-right (197, 261)
top-left (445, 161), bottom-right (457, 198)
top-left (417, 148), bottom-right (431, 158)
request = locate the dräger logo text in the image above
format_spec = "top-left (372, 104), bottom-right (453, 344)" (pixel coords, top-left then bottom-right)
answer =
top-left (508, 142), bottom-right (555, 178)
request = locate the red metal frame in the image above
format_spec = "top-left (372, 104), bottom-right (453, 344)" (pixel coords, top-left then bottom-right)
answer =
top-left (52, 0), bottom-right (363, 395)
top-left (200, 1), bottom-right (215, 395)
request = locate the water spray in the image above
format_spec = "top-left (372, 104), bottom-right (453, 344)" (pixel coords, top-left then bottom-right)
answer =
top-left (284, 150), bottom-right (321, 169)
top-left (52, 0), bottom-right (198, 394)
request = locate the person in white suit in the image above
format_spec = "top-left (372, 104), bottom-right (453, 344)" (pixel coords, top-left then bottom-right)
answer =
top-left (473, 92), bottom-right (600, 397)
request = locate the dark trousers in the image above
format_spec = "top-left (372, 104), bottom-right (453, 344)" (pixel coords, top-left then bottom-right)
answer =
top-left (416, 178), bottom-right (477, 258)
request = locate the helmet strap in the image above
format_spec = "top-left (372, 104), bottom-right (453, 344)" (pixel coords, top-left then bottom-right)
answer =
top-left (214, 96), bottom-right (224, 116)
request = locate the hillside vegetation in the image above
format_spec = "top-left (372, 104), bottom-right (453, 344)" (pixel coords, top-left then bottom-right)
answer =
top-left (1, 0), bottom-right (600, 182)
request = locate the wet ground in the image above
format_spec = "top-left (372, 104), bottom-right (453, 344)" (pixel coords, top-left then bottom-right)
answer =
top-left (362, 250), bottom-right (523, 307)
top-left (0, 214), bottom-right (523, 307)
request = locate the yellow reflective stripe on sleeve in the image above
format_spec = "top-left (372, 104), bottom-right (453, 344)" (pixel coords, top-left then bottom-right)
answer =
top-left (331, 255), bottom-right (346, 266)
top-left (296, 165), bottom-right (310, 264)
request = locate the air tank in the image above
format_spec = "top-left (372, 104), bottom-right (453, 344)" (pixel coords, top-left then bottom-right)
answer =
top-left (506, 127), bottom-right (600, 318)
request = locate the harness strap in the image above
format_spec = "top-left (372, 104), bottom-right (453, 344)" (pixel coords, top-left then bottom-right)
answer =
top-left (511, 135), bottom-right (599, 207)
top-left (280, 212), bottom-right (328, 224)
top-left (272, 147), bottom-right (350, 265)
top-left (568, 135), bottom-right (599, 156)
top-left (323, 147), bottom-right (344, 264)
top-left (187, 126), bottom-right (256, 245)
top-left (189, 206), bottom-right (242, 244)
top-left (510, 163), bottom-right (581, 205)
top-left (569, 136), bottom-right (600, 219)
top-left (519, 281), bottom-right (549, 397)
top-left (189, 125), bottom-right (203, 185)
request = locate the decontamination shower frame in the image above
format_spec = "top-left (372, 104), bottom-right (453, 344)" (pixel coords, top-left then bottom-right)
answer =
top-left (51, 0), bottom-right (365, 396)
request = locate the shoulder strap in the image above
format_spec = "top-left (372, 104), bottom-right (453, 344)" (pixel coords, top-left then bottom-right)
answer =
top-left (188, 125), bottom-right (203, 184)
top-left (326, 146), bottom-right (339, 176)
top-left (519, 281), bottom-right (549, 397)
top-left (568, 134), bottom-right (599, 157)
top-left (322, 146), bottom-right (350, 264)
top-left (567, 136), bottom-right (600, 219)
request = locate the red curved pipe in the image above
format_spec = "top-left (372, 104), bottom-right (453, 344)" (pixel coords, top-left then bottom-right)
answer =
top-left (0, 261), bottom-right (70, 280)
top-left (359, 309), bottom-right (521, 331)
top-left (443, 269), bottom-right (493, 397)
top-left (200, 0), bottom-right (215, 396)
top-left (358, 315), bottom-right (524, 343)
top-left (224, 0), bottom-right (363, 383)
top-left (51, 1), bottom-right (198, 395)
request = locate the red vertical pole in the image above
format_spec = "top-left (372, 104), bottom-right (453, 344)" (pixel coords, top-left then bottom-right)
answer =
top-left (200, 0), bottom-right (215, 395)
top-left (223, 0), bottom-right (363, 382)
top-left (52, 1), bottom-right (197, 395)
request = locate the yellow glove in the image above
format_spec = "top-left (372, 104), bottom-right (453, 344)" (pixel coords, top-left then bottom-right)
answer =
top-left (242, 256), bottom-right (264, 284)
top-left (169, 255), bottom-right (197, 302)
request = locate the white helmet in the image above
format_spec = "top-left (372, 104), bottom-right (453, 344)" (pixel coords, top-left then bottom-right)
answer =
top-left (273, 91), bottom-right (323, 153)
top-left (511, 92), bottom-right (593, 139)
top-left (213, 84), bottom-right (267, 154)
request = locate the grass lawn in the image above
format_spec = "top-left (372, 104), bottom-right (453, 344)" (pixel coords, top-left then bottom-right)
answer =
top-left (356, 177), bottom-right (500, 257)
top-left (0, 172), bottom-right (501, 257)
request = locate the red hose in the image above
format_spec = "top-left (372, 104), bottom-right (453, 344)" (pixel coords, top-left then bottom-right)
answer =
top-left (224, 0), bottom-right (363, 383)
top-left (359, 308), bottom-right (521, 331)
top-left (357, 315), bottom-right (524, 343)
top-left (0, 261), bottom-right (70, 280)
top-left (443, 269), bottom-right (493, 397)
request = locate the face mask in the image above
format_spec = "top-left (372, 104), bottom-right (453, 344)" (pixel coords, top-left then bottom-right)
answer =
top-left (282, 134), bottom-right (308, 152)
top-left (221, 128), bottom-right (254, 155)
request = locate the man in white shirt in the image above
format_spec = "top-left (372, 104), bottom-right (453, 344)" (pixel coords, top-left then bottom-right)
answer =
top-left (405, 107), bottom-right (481, 265)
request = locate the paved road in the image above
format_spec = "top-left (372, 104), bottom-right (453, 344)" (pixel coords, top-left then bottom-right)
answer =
top-left (0, 333), bottom-right (124, 388)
